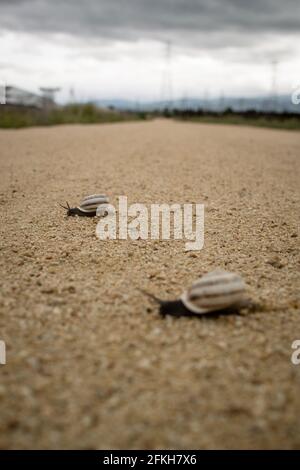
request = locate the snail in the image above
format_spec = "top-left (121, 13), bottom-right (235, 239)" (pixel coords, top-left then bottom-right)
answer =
top-left (142, 270), bottom-right (255, 317)
top-left (60, 194), bottom-right (109, 217)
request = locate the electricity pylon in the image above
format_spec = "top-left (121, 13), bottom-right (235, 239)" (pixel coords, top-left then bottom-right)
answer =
top-left (160, 40), bottom-right (173, 110)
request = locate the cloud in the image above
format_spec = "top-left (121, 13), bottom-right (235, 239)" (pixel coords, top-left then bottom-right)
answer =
top-left (1, 0), bottom-right (299, 100)
top-left (0, 0), bottom-right (299, 51)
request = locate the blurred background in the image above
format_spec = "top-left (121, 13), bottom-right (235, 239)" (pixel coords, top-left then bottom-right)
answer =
top-left (1, 0), bottom-right (300, 126)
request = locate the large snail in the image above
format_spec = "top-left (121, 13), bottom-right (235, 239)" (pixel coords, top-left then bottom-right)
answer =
top-left (143, 270), bottom-right (255, 317)
top-left (60, 194), bottom-right (109, 217)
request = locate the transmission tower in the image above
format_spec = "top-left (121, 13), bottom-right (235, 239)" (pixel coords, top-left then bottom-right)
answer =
top-left (40, 87), bottom-right (60, 108)
top-left (160, 40), bottom-right (173, 110)
top-left (270, 60), bottom-right (278, 112)
top-left (69, 86), bottom-right (76, 104)
top-left (203, 89), bottom-right (210, 111)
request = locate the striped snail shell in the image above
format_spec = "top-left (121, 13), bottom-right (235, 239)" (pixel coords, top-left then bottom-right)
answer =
top-left (143, 270), bottom-right (249, 317)
top-left (180, 270), bottom-right (246, 314)
top-left (60, 194), bottom-right (109, 217)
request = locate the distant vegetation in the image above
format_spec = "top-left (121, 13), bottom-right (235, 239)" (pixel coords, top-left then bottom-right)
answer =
top-left (168, 108), bottom-right (300, 131)
top-left (1, 104), bottom-right (300, 131)
top-left (0, 103), bottom-right (146, 128)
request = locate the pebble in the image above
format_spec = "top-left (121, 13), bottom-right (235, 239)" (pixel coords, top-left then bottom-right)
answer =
top-left (266, 257), bottom-right (285, 269)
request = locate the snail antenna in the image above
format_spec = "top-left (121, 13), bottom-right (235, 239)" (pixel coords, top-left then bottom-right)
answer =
top-left (138, 288), bottom-right (163, 305)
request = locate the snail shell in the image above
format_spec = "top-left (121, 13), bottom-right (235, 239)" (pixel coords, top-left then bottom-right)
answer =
top-left (180, 270), bottom-right (246, 314)
top-left (78, 194), bottom-right (109, 214)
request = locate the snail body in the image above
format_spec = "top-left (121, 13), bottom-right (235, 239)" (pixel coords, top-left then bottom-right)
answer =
top-left (60, 194), bottom-right (109, 217)
top-left (144, 270), bottom-right (249, 317)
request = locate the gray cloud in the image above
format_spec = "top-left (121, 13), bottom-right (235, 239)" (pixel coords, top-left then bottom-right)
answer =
top-left (0, 0), bottom-right (299, 51)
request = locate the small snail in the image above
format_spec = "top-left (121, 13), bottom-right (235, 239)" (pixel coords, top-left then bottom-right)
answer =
top-left (143, 270), bottom-right (254, 317)
top-left (60, 194), bottom-right (109, 217)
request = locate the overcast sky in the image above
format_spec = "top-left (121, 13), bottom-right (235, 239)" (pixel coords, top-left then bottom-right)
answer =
top-left (0, 0), bottom-right (300, 102)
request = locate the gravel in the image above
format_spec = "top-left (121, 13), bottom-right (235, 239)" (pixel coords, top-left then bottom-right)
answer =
top-left (0, 119), bottom-right (299, 449)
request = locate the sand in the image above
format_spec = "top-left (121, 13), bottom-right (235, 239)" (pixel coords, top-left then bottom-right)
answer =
top-left (0, 119), bottom-right (299, 449)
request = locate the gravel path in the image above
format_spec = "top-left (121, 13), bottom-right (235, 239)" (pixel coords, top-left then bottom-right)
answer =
top-left (0, 120), bottom-right (299, 449)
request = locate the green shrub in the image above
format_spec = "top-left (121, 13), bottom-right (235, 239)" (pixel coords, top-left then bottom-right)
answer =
top-left (0, 104), bottom-right (143, 128)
